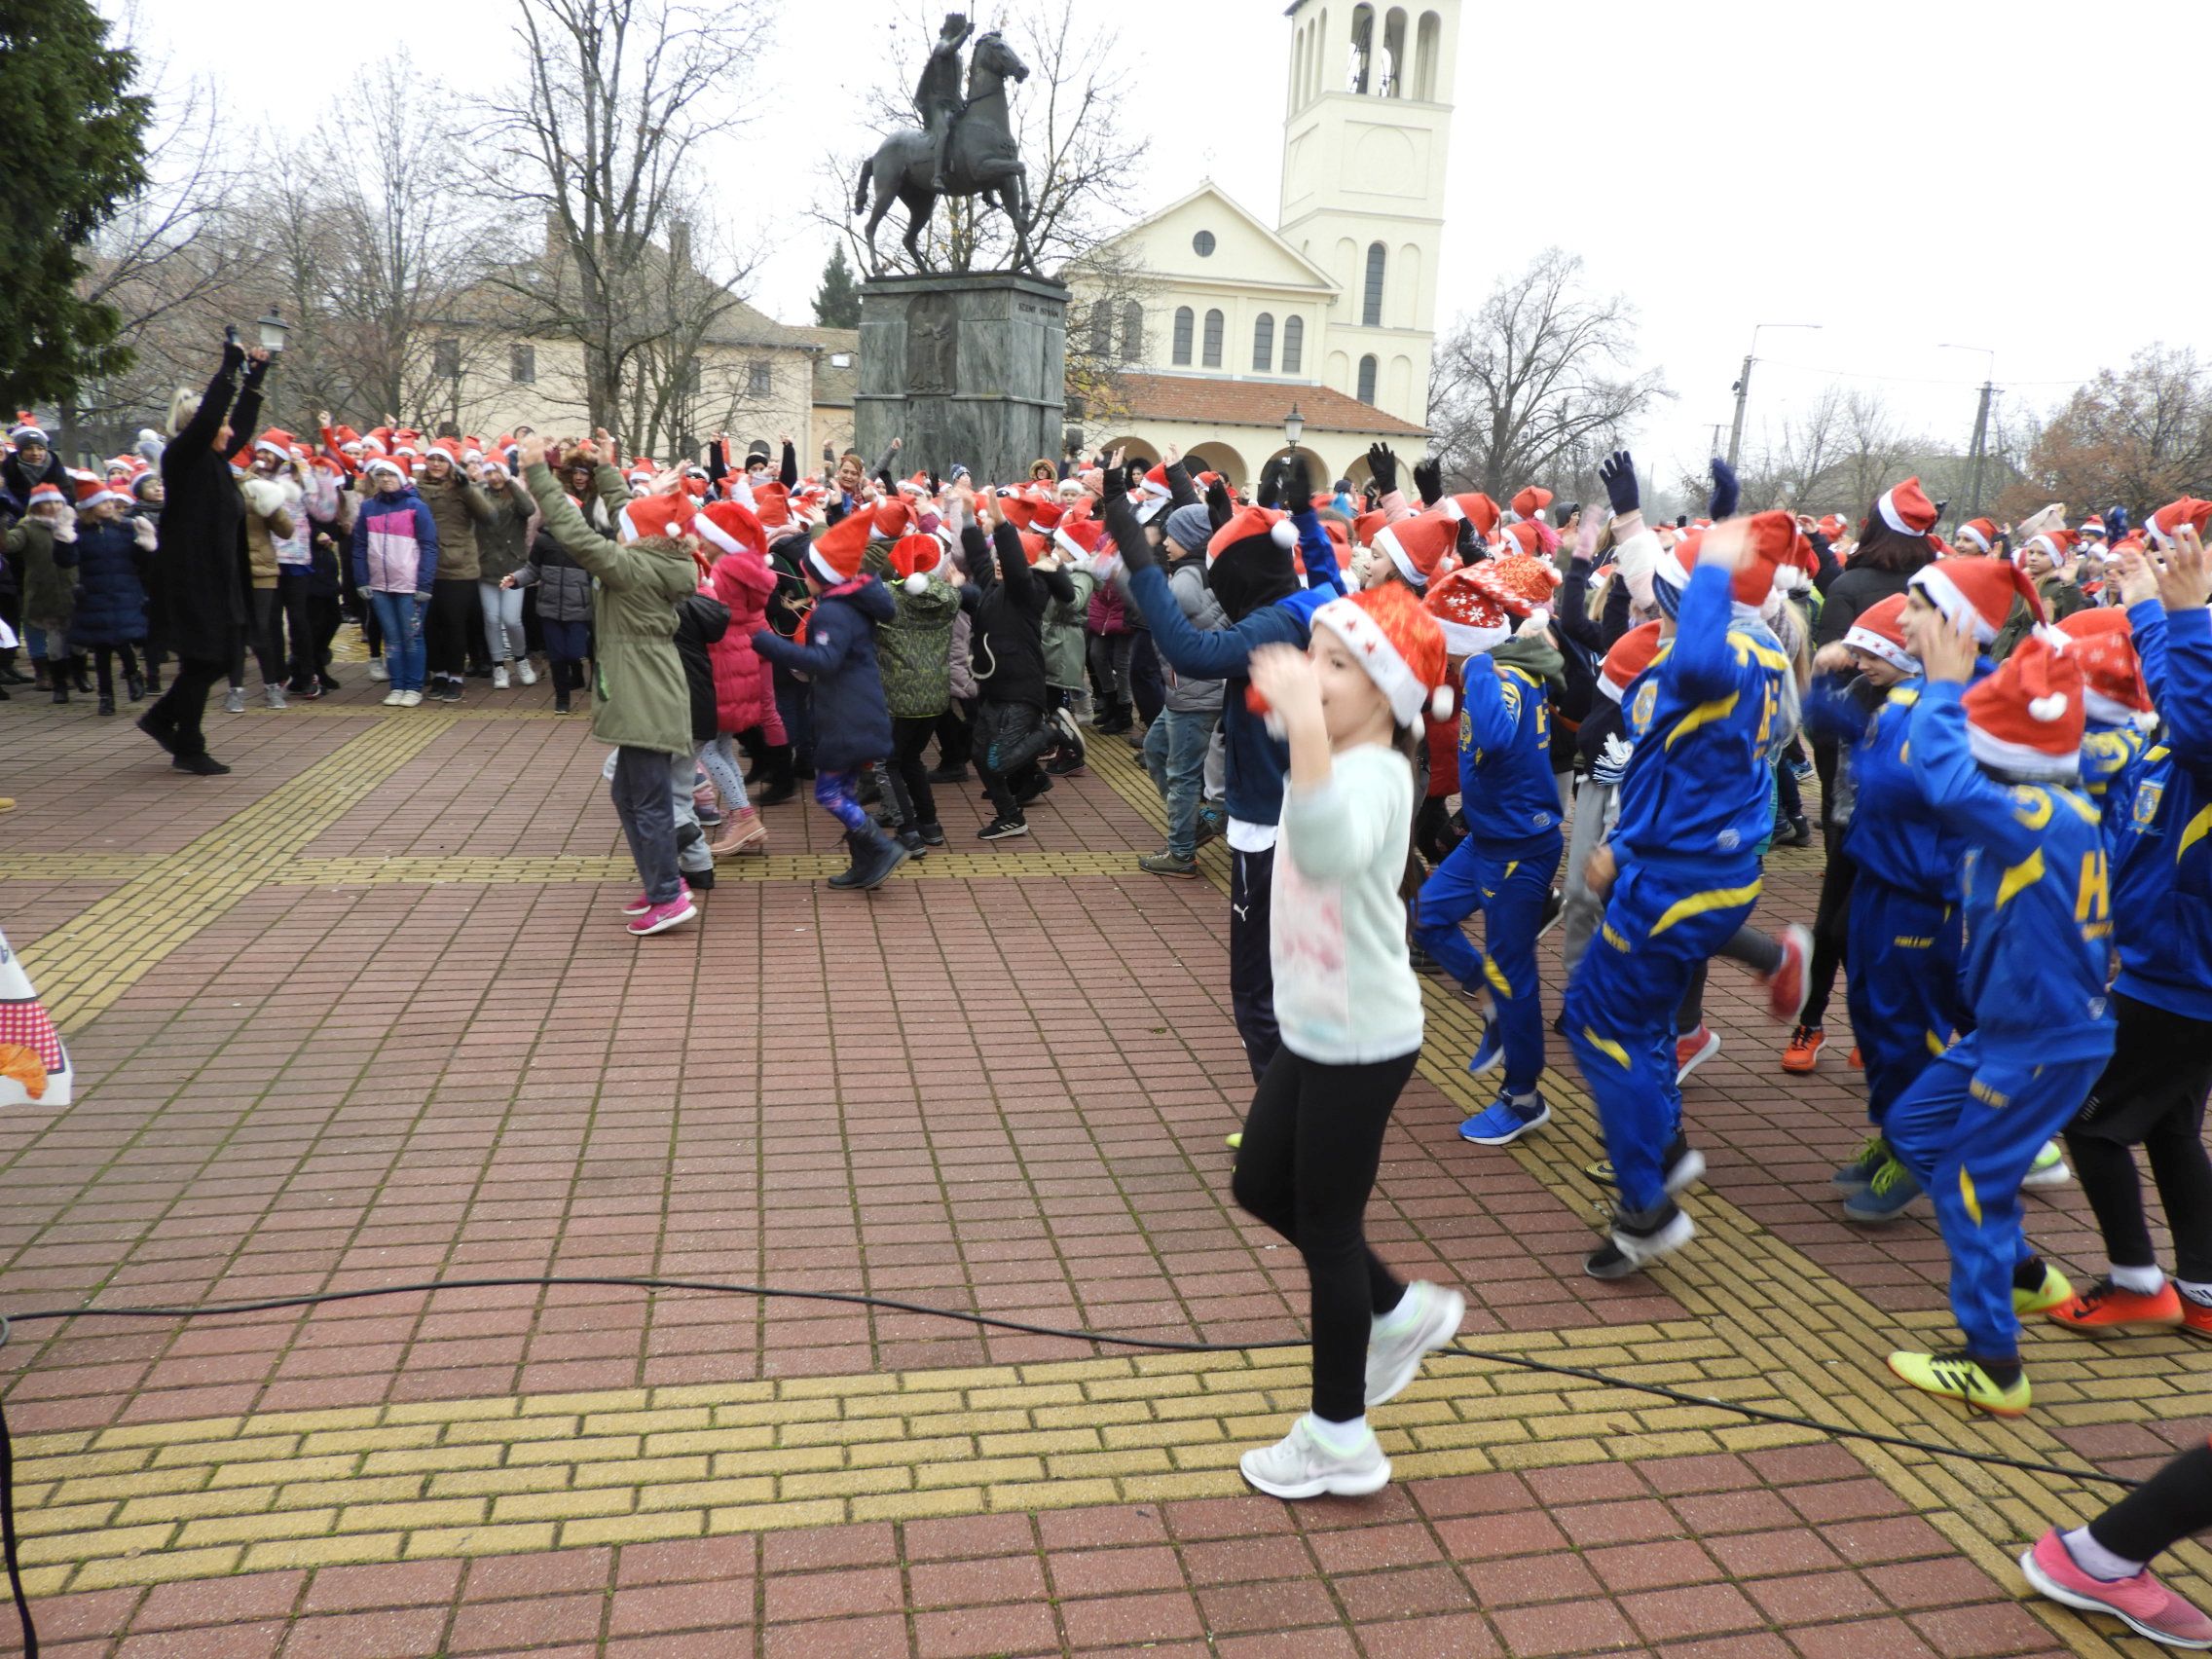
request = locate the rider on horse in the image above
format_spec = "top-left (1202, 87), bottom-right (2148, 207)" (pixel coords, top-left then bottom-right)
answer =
top-left (916, 12), bottom-right (973, 194)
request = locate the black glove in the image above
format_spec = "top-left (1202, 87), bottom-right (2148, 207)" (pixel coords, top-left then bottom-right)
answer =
top-left (1412, 457), bottom-right (1444, 508)
top-left (1706, 457), bottom-right (1739, 521)
top-left (1256, 460), bottom-right (1282, 510)
top-left (1365, 443), bottom-right (1398, 497)
top-left (1205, 478), bottom-right (1233, 530)
top-left (1599, 450), bottom-right (1639, 517)
top-left (1284, 455), bottom-right (1312, 510)
top-left (929, 469), bottom-right (941, 495)
top-left (220, 335), bottom-right (245, 372)
top-left (1104, 494), bottom-right (1156, 574)
top-left (1102, 460), bottom-right (1127, 503)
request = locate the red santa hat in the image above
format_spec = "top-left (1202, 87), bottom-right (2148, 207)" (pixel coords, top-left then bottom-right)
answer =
top-left (616, 491), bottom-right (696, 544)
top-left (696, 499), bottom-right (766, 558)
top-left (887, 532), bottom-right (942, 595)
top-left (1352, 508), bottom-right (1389, 548)
top-left (23, 480), bottom-right (66, 510)
top-left (1599, 620), bottom-right (1664, 703)
top-left (2021, 527), bottom-right (2079, 567)
top-left (1052, 515), bottom-right (1105, 564)
top-left (1655, 511), bottom-right (1811, 608)
top-left (362, 455), bottom-right (406, 485)
top-left (1439, 492), bottom-right (1502, 538)
top-left (1310, 579), bottom-right (1454, 726)
top-left (1206, 503), bottom-right (1297, 562)
top-left (1873, 476), bottom-right (1939, 539)
top-left (2080, 516), bottom-right (2106, 538)
top-left (1511, 485), bottom-right (1554, 524)
top-left (1962, 629), bottom-right (2084, 780)
top-left (2056, 608), bottom-right (2155, 726)
top-left (1841, 592), bottom-right (1917, 676)
top-left (72, 473), bottom-right (129, 510)
top-left (2147, 498), bottom-right (2212, 549)
top-left (1955, 517), bottom-right (1999, 555)
top-left (752, 481), bottom-right (795, 536)
top-left (1134, 464), bottom-right (1171, 502)
top-left (254, 427), bottom-right (296, 462)
top-left (1369, 510), bottom-right (1455, 588)
top-left (805, 508), bottom-right (872, 584)
top-left (1422, 567), bottom-right (1513, 657)
top-left (1817, 514), bottom-right (1849, 542)
top-left (1909, 555), bottom-right (2044, 644)
top-left (1504, 521), bottom-right (1545, 558)
top-left (1467, 550), bottom-right (1563, 619)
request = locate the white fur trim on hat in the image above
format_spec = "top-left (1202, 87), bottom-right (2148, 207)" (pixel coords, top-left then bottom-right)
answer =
top-left (1876, 487), bottom-right (1920, 537)
top-left (1434, 616), bottom-right (1509, 657)
top-left (1841, 620), bottom-right (1917, 676)
top-left (1964, 722), bottom-right (2080, 781)
top-left (1373, 524), bottom-right (1423, 587)
top-left (2083, 688), bottom-right (2156, 728)
top-left (1956, 523), bottom-right (1992, 553)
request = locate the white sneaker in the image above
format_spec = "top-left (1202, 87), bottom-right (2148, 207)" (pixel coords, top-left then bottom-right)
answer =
top-left (223, 687), bottom-right (245, 714)
top-left (265, 683), bottom-right (287, 709)
top-left (2023, 1140), bottom-right (2073, 1189)
top-left (1239, 1415), bottom-right (1390, 1500)
top-left (493, 665), bottom-right (510, 689)
top-left (382, 689), bottom-right (406, 707)
top-left (399, 689), bottom-right (424, 707)
top-left (367, 660), bottom-right (389, 682)
top-left (516, 660), bottom-right (537, 685)
top-left (1365, 1281), bottom-right (1466, 1408)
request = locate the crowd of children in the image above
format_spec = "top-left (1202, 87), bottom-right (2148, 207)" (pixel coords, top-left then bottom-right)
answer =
top-left (13, 355), bottom-right (2212, 1645)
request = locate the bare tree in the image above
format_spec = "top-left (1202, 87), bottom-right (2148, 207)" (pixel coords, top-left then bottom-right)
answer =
top-left (482, 0), bottom-right (769, 432)
top-left (2001, 346), bottom-right (2212, 519)
top-left (1426, 248), bottom-right (1669, 498)
top-left (1729, 386), bottom-right (1848, 512)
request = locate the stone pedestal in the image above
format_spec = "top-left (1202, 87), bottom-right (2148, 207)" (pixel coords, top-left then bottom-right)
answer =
top-left (855, 273), bottom-right (1067, 485)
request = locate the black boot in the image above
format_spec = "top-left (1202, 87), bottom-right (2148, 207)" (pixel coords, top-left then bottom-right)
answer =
top-left (126, 669), bottom-right (145, 702)
top-left (71, 657), bottom-right (92, 693)
top-left (97, 692), bottom-right (116, 716)
top-left (826, 831), bottom-right (866, 889)
top-left (0, 648), bottom-right (26, 684)
top-left (757, 745), bottom-right (797, 806)
top-left (52, 676), bottom-right (68, 705)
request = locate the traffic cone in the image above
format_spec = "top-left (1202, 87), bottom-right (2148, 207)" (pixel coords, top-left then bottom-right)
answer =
top-left (0, 926), bottom-right (71, 1107)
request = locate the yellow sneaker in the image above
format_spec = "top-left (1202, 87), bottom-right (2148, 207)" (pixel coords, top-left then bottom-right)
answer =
top-left (1887, 1349), bottom-right (2031, 1417)
top-left (1224, 1131), bottom-right (1242, 1151)
top-left (2014, 1263), bottom-right (2074, 1316)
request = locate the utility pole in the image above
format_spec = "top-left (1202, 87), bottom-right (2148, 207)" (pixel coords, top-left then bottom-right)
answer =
top-left (1966, 381), bottom-right (1993, 517)
top-left (1726, 354), bottom-right (1754, 470)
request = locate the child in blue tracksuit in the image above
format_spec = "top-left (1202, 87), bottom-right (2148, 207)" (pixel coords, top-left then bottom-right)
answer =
top-left (1413, 608), bottom-right (1564, 1144)
top-left (1881, 627), bottom-right (2115, 1417)
top-left (1565, 518), bottom-right (1790, 1279)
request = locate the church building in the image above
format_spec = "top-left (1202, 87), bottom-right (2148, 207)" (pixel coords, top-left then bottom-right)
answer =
top-left (1069, 1), bottom-right (1458, 491)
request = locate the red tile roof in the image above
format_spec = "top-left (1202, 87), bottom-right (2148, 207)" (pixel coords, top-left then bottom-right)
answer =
top-left (1112, 373), bottom-right (1427, 438)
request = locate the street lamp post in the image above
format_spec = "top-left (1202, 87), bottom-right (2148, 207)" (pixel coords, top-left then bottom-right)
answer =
top-left (1726, 322), bottom-right (1821, 470)
top-left (253, 308), bottom-right (290, 353)
top-left (1283, 402), bottom-right (1305, 451)
top-left (1936, 344), bottom-right (1997, 520)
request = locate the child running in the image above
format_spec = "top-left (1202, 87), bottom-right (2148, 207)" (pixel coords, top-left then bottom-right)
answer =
top-left (1231, 581), bottom-right (1465, 1501)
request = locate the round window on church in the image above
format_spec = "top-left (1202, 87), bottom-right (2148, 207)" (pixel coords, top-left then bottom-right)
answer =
top-left (1192, 230), bottom-right (1216, 258)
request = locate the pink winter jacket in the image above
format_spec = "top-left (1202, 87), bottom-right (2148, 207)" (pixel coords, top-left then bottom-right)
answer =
top-left (708, 548), bottom-right (777, 734)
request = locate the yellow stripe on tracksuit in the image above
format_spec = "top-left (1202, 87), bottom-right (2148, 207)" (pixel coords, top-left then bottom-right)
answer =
top-left (2182, 805), bottom-right (2212, 861)
top-left (1995, 848), bottom-right (2046, 908)
top-left (1648, 882), bottom-right (1763, 938)
top-left (1664, 693), bottom-right (1740, 750)
top-left (1581, 1028), bottom-right (1632, 1068)
top-left (1960, 1167), bottom-right (1982, 1227)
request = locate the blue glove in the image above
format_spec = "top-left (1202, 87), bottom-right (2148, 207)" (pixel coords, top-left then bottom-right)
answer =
top-left (1599, 450), bottom-right (1639, 517)
top-left (2106, 504), bottom-right (2130, 544)
top-left (1706, 457), bottom-right (1740, 521)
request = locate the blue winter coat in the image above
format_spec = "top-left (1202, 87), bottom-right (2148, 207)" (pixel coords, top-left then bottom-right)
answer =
top-left (751, 576), bottom-right (895, 774)
top-left (68, 517), bottom-right (150, 647)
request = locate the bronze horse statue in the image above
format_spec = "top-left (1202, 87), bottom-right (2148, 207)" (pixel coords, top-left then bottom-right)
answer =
top-left (854, 30), bottom-right (1037, 275)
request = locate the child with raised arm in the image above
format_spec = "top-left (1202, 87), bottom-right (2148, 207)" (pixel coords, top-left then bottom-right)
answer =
top-left (1231, 582), bottom-right (1465, 1501)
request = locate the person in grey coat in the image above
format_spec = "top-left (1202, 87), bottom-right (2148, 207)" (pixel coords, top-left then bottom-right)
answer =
top-left (1130, 500), bottom-right (1228, 876)
top-left (503, 519), bottom-right (596, 713)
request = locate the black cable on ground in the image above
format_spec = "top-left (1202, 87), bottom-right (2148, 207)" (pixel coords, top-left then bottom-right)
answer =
top-left (0, 1272), bottom-right (2144, 1659)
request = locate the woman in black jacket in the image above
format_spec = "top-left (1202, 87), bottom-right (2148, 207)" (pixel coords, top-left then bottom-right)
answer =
top-left (1806, 497), bottom-right (1937, 824)
top-left (140, 340), bottom-right (271, 775)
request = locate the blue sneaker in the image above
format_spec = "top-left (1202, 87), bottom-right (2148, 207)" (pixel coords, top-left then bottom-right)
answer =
top-left (1464, 1021), bottom-right (1503, 1077)
top-left (1458, 1092), bottom-right (1549, 1147)
top-left (1843, 1157), bottom-right (1922, 1223)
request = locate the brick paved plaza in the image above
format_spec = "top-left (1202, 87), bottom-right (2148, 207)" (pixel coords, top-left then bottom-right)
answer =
top-left (3, 673), bottom-right (2209, 1657)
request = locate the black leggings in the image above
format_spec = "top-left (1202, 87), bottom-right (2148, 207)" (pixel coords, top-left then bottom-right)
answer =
top-left (889, 715), bottom-right (940, 830)
top-left (1231, 1046), bottom-right (1417, 1422)
top-left (2066, 993), bottom-right (2212, 1282)
top-left (1800, 846), bottom-right (1858, 1028)
top-left (424, 579), bottom-right (475, 679)
top-left (2089, 1440), bottom-right (2212, 1564)
top-left (90, 644), bottom-right (141, 701)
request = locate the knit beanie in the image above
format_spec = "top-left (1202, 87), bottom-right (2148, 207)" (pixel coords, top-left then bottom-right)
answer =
top-left (1163, 502), bottom-right (1213, 559)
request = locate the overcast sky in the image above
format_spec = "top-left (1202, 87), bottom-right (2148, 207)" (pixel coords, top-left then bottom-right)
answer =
top-left (119, 0), bottom-right (2209, 489)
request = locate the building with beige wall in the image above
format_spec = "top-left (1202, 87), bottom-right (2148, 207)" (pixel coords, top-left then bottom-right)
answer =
top-left (1067, 0), bottom-right (1457, 490)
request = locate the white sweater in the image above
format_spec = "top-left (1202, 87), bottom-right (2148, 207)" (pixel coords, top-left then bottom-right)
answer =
top-left (1270, 743), bottom-right (1422, 1064)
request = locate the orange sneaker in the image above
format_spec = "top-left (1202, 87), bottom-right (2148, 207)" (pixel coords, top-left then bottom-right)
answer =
top-left (1782, 1024), bottom-right (1825, 1074)
top-left (2046, 1278), bottom-right (2186, 1336)
top-left (1849, 1046), bottom-right (1863, 1070)
top-left (2185, 1299), bottom-right (2212, 1340)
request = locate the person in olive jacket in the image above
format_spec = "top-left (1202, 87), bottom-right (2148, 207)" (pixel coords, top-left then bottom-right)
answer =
top-left (519, 433), bottom-right (702, 937)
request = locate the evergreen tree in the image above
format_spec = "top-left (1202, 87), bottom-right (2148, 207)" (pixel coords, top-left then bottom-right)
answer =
top-left (812, 244), bottom-right (861, 329)
top-left (0, 0), bottom-right (152, 408)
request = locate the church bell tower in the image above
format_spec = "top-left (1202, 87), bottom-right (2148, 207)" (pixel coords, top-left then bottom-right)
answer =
top-left (1277, 0), bottom-right (1458, 429)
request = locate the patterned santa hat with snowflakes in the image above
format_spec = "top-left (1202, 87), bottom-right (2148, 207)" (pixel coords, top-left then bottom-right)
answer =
top-left (1962, 629), bottom-right (2083, 780)
top-left (1909, 555), bottom-right (2044, 644)
top-left (1422, 567), bottom-right (1513, 657)
top-left (1311, 579), bottom-right (1454, 727)
top-left (1841, 592), bottom-right (1917, 676)
top-left (2056, 608), bottom-right (2155, 727)
top-left (1467, 551), bottom-right (1563, 620)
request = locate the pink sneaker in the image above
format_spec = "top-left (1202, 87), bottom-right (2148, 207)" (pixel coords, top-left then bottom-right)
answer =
top-left (627, 894), bottom-right (698, 937)
top-left (622, 891), bottom-right (654, 916)
top-left (1766, 923), bottom-right (1812, 1024)
top-left (2021, 1528), bottom-right (2212, 1648)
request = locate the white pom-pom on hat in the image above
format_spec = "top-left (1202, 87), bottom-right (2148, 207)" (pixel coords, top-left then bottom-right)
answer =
top-left (903, 571), bottom-right (929, 596)
top-left (1270, 517), bottom-right (1297, 549)
top-left (2029, 692), bottom-right (2068, 722)
top-left (1430, 684), bottom-right (1456, 721)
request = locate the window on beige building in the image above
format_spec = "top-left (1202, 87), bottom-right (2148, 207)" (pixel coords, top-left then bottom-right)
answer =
top-left (1172, 307), bottom-right (1194, 366)
top-left (1357, 353), bottom-right (1379, 404)
top-left (1253, 313), bottom-right (1273, 373)
top-left (1201, 309), bottom-right (1224, 369)
top-left (748, 360), bottom-right (771, 397)
top-left (510, 344), bottom-right (535, 385)
top-left (1282, 315), bottom-right (1304, 375)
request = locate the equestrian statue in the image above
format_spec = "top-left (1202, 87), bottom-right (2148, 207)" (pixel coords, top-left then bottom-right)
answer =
top-left (854, 15), bottom-right (1037, 276)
